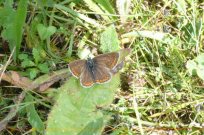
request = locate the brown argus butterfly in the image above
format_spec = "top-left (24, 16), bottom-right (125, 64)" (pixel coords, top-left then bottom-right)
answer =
top-left (68, 51), bottom-right (120, 88)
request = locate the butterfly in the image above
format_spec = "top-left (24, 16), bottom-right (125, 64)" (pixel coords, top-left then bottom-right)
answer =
top-left (68, 51), bottom-right (120, 88)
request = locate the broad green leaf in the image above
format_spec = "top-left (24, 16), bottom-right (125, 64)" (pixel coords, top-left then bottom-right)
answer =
top-left (78, 117), bottom-right (104, 135)
top-left (29, 68), bottom-right (40, 79)
top-left (100, 25), bottom-right (120, 53)
top-left (21, 60), bottom-right (35, 68)
top-left (37, 24), bottom-right (56, 40)
top-left (38, 63), bottom-right (50, 73)
top-left (25, 93), bottom-right (45, 133)
top-left (0, 1), bottom-right (15, 26)
top-left (14, 0), bottom-right (28, 61)
top-left (1, 0), bottom-right (28, 61)
top-left (46, 74), bottom-right (120, 135)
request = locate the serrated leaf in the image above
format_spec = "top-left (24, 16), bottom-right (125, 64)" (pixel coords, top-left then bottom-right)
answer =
top-left (25, 93), bottom-right (45, 133)
top-left (21, 60), bottom-right (35, 68)
top-left (46, 74), bottom-right (120, 135)
top-left (100, 25), bottom-right (120, 53)
top-left (37, 24), bottom-right (56, 40)
top-left (38, 63), bottom-right (49, 73)
top-left (32, 48), bottom-right (41, 64)
top-left (28, 68), bottom-right (39, 79)
top-left (18, 53), bottom-right (28, 60)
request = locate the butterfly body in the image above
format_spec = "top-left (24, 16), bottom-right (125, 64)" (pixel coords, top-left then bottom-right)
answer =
top-left (86, 58), bottom-right (96, 82)
top-left (69, 52), bottom-right (119, 88)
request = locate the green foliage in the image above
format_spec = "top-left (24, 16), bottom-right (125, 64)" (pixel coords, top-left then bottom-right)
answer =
top-left (25, 93), bottom-right (45, 133)
top-left (94, 0), bottom-right (116, 15)
top-left (18, 47), bottom-right (50, 79)
top-left (1, 0), bottom-right (204, 134)
top-left (186, 54), bottom-right (204, 80)
top-left (55, 4), bottom-right (102, 28)
top-left (0, 0), bottom-right (28, 61)
top-left (100, 25), bottom-right (120, 53)
top-left (37, 24), bottom-right (56, 41)
top-left (83, 0), bottom-right (116, 21)
top-left (46, 74), bottom-right (120, 135)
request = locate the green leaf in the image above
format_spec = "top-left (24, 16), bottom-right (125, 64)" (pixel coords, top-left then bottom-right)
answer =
top-left (28, 68), bottom-right (39, 79)
top-left (55, 4), bottom-right (102, 28)
top-left (32, 48), bottom-right (42, 64)
top-left (100, 25), bottom-right (120, 53)
top-left (38, 63), bottom-right (50, 73)
top-left (25, 93), bottom-right (45, 133)
top-left (36, 0), bottom-right (54, 7)
top-left (78, 117), bottom-right (104, 135)
top-left (37, 24), bottom-right (56, 40)
top-left (46, 74), bottom-right (120, 135)
top-left (21, 60), bottom-right (35, 68)
top-left (94, 0), bottom-right (116, 15)
top-left (18, 53), bottom-right (29, 60)
top-left (1, 0), bottom-right (28, 61)
top-left (0, 1), bottom-right (15, 26)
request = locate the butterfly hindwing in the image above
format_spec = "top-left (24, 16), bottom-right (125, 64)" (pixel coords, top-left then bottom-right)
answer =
top-left (93, 65), bottom-right (112, 84)
top-left (80, 66), bottom-right (95, 87)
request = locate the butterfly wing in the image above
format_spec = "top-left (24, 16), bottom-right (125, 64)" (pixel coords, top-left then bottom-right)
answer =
top-left (93, 65), bottom-right (112, 84)
top-left (69, 60), bottom-right (86, 78)
top-left (80, 66), bottom-right (95, 87)
top-left (93, 52), bottom-right (119, 69)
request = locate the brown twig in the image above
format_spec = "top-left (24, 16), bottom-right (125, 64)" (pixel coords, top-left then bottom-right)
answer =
top-left (0, 69), bottom-right (71, 92)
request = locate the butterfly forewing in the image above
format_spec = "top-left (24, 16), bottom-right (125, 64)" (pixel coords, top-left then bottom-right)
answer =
top-left (69, 60), bottom-right (86, 78)
top-left (80, 66), bottom-right (95, 87)
top-left (93, 66), bottom-right (111, 84)
top-left (93, 52), bottom-right (119, 69)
